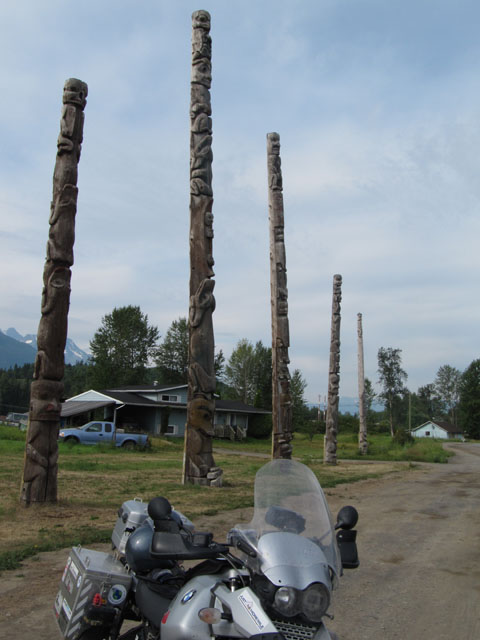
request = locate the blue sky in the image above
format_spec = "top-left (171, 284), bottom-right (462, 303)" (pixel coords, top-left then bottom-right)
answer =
top-left (1, 0), bottom-right (480, 404)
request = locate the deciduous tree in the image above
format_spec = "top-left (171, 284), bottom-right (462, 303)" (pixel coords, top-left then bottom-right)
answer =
top-left (433, 364), bottom-right (462, 426)
top-left (224, 339), bottom-right (272, 407)
top-left (377, 347), bottom-right (407, 436)
top-left (90, 306), bottom-right (159, 388)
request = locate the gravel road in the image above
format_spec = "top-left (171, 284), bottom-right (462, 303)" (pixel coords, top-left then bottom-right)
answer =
top-left (1, 443), bottom-right (479, 639)
top-left (327, 442), bottom-right (480, 640)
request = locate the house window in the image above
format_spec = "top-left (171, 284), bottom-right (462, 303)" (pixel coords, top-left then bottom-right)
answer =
top-left (425, 431), bottom-right (430, 436)
top-left (161, 394), bottom-right (179, 403)
top-left (165, 425), bottom-right (178, 436)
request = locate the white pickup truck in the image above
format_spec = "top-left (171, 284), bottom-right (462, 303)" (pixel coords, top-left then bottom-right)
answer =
top-left (58, 421), bottom-right (149, 449)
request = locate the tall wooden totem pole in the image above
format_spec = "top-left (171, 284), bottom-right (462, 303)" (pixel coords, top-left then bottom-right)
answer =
top-left (357, 312), bottom-right (368, 454)
top-left (183, 10), bottom-right (222, 486)
top-left (324, 274), bottom-right (342, 465)
top-left (267, 133), bottom-right (293, 459)
top-left (21, 78), bottom-right (88, 504)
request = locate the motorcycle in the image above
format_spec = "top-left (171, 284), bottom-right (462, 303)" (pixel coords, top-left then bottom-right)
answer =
top-left (54, 459), bottom-right (359, 640)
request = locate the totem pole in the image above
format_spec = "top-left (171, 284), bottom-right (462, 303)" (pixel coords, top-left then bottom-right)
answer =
top-left (21, 78), bottom-right (88, 504)
top-left (357, 313), bottom-right (368, 454)
top-left (267, 133), bottom-right (293, 459)
top-left (324, 274), bottom-right (342, 465)
top-left (183, 10), bottom-right (222, 486)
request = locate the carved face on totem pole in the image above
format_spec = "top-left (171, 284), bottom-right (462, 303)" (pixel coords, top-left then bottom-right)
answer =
top-left (30, 380), bottom-right (64, 422)
top-left (267, 132), bottom-right (281, 155)
top-left (192, 59), bottom-right (212, 88)
top-left (189, 396), bottom-right (215, 435)
top-left (63, 78), bottom-right (88, 108)
top-left (192, 10), bottom-right (211, 30)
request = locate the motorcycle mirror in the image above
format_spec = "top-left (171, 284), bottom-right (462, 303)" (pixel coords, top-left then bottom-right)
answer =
top-left (335, 506), bottom-right (358, 530)
top-left (148, 496), bottom-right (172, 521)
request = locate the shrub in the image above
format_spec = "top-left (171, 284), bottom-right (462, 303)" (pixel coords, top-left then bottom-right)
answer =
top-left (248, 414), bottom-right (272, 438)
top-left (393, 428), bottom-right (414, 446)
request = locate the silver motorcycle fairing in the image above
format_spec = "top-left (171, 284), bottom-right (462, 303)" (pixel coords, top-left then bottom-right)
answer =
top-left (160, 574), bottom-right (220, 640)
top-left (158, 571), bottom-right (334, 640)
top-left (160, 573), bottom-right (279, 640)
top-left (212, 583), bottom-right (280, 638)
top-left (256, 532), bottom-right (332, 590)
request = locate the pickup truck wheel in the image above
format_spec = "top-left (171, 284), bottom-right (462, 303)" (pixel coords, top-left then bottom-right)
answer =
top-left (122, 440), bottom-right (136, 450)
top-left (64, 436), bottom-right (79, 444)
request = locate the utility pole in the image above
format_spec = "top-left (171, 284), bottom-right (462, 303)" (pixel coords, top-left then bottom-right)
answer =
top-left (21, 79), bottom-right (88, 504)
top-left (267, 132), bottom-right (293, 459)
top-left (357, 313), bottom-right (368, 454)
top-left (408, 392), bottom-right (412, 432)
top-left (324, 275), bottom-right (342, 465)
top-left (183, 10), bottom-right (222, 486)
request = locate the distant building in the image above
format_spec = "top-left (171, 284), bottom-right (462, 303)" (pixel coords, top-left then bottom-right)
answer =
top-left (411, 420), bottom-right (464, 440)
top-left (61, 383), bottom-right (269, 440)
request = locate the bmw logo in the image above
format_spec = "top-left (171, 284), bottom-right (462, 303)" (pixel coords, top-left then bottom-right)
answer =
top-left (181, 589), bottom-right (196, 604)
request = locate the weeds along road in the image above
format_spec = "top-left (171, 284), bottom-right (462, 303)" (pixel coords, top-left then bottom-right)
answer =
top-left (327, 442), bottom-right (480, 640)
top-left (0, 444), bottom-right (479, 639)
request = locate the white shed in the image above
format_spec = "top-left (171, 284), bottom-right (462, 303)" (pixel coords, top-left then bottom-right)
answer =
top-left (411, 420), bottom-right (463, 440)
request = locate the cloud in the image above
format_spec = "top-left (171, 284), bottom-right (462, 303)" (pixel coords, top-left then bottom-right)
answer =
top-left (2, 0), bottom-right (480, 403)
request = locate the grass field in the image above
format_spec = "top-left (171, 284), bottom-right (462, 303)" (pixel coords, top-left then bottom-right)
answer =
top-left (0, 425), bottom-right (450, 572)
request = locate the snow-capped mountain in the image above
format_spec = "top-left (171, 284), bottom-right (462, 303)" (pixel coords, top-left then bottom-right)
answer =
top-left (3, 328), bottom-right (90, 365)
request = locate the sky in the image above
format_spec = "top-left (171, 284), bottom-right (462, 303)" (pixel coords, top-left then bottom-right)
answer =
top-left (1, 0), bottom-right (480, 406)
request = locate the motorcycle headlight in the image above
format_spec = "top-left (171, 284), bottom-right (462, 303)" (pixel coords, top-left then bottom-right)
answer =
top-left (273, 587), bottom-right (300, 617)
top-left (300, 583), bottom-right (330, 623)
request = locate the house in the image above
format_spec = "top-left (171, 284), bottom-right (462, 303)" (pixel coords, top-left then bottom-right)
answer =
top-left (61, 383), bottom-right (269, 439)
top-left (411, 420), bottom-right (464, 440)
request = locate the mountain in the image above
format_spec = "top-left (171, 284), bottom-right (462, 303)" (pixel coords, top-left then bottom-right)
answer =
top-left (0, 332), bottom-right (36, 369)
top-left (308, 397), bottom-right (385, 414)
top-left (2, 328), bottom-right (90, 367)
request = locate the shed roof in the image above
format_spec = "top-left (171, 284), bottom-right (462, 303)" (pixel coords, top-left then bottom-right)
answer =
top-left (215, 399), bottom-right (270, 414)
top-left (61, 400), bottom-right (114, 418)
top-left (100, 390), bottom-right (160, 406)
top-left (413, 420), bottom-right (462, 434)
top-left (62, 386), bottom-right (271, 417)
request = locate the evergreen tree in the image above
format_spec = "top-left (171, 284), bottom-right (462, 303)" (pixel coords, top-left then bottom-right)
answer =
top-left (155, 317), bottom-right (189, 383)
top-left (290, 368), bottom-right (309, 431)
top-left (458, 359), bottom-right (480, 438)
top-left (155, 316), bottom-right (224, 384)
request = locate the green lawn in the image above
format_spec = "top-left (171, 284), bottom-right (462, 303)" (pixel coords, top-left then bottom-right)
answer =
top-left (212, 431), bottom-right (452, 463)
top-left (0, 424), bottom-right (450, 572)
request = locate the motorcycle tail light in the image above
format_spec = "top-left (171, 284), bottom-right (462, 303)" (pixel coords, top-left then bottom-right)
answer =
top-left (198, 608), bottom-right (222, 624)
top-left (92, 593), bottom-right (102, 607)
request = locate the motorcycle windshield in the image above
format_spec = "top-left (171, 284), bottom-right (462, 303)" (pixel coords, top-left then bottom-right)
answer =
top-left (233, 459), bottom-right (342, 578)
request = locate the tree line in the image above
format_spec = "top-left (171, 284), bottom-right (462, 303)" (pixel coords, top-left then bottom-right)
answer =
top-left (375, 347), bottom-right (480, 439)
top-left (2, 305), bottom-right (480, 440)
top-left (0, 307), bottom-right (308, 438)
